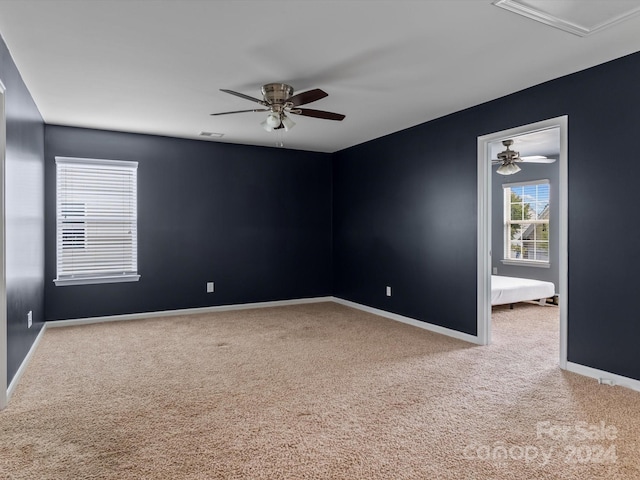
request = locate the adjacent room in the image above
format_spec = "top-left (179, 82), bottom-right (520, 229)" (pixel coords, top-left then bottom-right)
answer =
top-left (1, 1), bottom-right (640, 478)
top-left (490, 127), bottom-right (561, 335)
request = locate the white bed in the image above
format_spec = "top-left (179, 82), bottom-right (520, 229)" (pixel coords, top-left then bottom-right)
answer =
top-left (491, 275), bottom-right (555, 306)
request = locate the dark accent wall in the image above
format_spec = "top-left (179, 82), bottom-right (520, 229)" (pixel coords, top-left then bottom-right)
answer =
top-left (491, 157), bottom-right (560, 287)
top-left (333, 50), bottom-right (640, 381)
top-left (44, 126), bottom-right (332, 320)
top-left (1, 35), bottom-right (45, 385)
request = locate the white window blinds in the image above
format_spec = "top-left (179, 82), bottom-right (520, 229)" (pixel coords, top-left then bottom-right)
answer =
top-left (55, 157), bottom-right (140, 286)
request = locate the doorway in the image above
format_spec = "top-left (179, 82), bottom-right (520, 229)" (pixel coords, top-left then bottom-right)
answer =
top-left (477, 116), bottom-right (568, 369)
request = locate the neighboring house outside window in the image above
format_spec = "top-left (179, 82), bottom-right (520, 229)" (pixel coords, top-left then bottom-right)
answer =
top-left (503, 180), bottom-right (550, 266)
top-left (55, 157), bottom-right (140, 286)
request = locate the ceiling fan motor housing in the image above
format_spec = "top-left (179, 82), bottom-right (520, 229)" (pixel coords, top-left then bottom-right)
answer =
top-left (261, 83), bottom-right (294, 105)
top-left (497, 139), bottom-right (520, 163)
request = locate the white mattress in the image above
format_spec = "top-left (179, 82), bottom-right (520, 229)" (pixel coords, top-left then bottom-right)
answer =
top-left (491, 275), bottom-right (555, 306)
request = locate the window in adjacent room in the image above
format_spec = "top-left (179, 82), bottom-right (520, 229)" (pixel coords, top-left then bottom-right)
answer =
top-left (55, 157), bottom-right (140, 286)
top-left (503, 179), bottom-right (550, 266)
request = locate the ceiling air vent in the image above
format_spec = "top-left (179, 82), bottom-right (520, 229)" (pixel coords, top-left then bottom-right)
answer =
top-left (199, 131), bottom-right (224, 139)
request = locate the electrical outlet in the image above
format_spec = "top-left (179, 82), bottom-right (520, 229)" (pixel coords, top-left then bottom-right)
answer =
top-left (492, 267), bottom-right (498, 275)
top-left (27, 311), bottom-right (32, 328)
top-left (386, 286), bottom-right (391, 297)
top-left (206, 282), bottom-right (215, 293)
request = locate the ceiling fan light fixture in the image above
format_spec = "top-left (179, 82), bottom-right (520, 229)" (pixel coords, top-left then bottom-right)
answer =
top-left (496, 162), bottom-right (521, 175)
top-left (281, 114), bottom-right (295, 131)
top-left (265, 112), bottom-right (281, 128)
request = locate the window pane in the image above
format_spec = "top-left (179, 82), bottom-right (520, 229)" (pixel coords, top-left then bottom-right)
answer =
top-left (520, 222), bottom-right (535, 240)
top-left (522, 241), bottom-right (536, 260)
top-left (537, 184), bottom-right (550, 203)
top-left (522, 185), bottom-right (536, 203)
top-left (535, 223), bottom-right (548, 241)
top-left (538, 241), bottom-right (549, 261)
top-left (510, 203), bottom-right (522, 221)
top-left (509, 241), bottom-right (522, 259)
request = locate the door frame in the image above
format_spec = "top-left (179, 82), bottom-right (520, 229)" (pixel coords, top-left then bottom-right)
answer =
top-left (0, 80), bottom-right (7, 409)
top-left (477, 116), bottom-right (568, 369)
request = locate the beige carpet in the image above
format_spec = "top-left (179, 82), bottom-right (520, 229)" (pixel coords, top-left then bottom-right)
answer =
top-left (1, 302), bottom-right (639, 479)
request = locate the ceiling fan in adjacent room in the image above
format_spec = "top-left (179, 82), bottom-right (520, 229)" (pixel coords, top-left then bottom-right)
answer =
top-left (211, 83), bottom-right (345, 132)
top-left (492, 139), bottom-right (556, 175)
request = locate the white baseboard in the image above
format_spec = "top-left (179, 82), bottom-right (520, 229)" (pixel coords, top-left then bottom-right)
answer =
top-left (566, 362), bottom-right (640, 393)
top-left (46, 296), bottom-right (335, 328)
top-left (331, 297), bottom-right (481, 344)
top-left (7, 323), bottom-right (47, 401)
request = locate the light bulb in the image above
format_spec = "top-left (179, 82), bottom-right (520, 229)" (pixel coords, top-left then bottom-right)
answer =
top-left (281, 115), bottom-right (295, 131)
top-left (266, 113), bottom-right (281, 128)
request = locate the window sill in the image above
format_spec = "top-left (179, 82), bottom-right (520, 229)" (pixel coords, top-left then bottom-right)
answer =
top-left (500, 260), bottom-right (550, 269)
top-left (54, 274), bottom-right (141, 286)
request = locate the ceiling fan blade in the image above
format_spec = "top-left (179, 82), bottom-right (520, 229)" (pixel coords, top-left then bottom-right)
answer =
top-left (520, 156), bottom-right (556, 163)
top-left (288, 88), bottom-right (328, 107)
top-left (293, 108), bottom-right (345, 121)
top-left (220, 89), bottom-right (267, 105)
top-left (210, 108), bottom-right (269, 116)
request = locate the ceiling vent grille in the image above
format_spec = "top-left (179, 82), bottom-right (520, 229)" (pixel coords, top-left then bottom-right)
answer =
top-left (199, 131), bottom-right (224, 139)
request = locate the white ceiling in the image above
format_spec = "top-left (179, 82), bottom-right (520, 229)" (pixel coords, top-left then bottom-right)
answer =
top-left (1, 0), bottom-right (639, 153)
top-left (489, 127), bottom-right (560, 159)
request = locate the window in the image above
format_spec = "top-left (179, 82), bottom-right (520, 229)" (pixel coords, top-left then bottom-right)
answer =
top-left (503, 180), bottom-right (550, 265)
top-left (55, 157), bottom-right (140, 286)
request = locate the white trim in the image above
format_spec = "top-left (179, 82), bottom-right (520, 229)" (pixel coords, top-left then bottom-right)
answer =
top-left (7, 324), bottom-right (47, 401)
top-left (477, 133), bottom-right (492, 346)
top-left (501, 178), bottom-right (550, 188)
top-left (0, 80), bottom-right (6, 410)
top-left (566, 362), bottom-right (640, 393)
top-left (500, 259), bottom-right (550, 268)
top-left (46, 296), bottom-right (335, 328)
top-left (477, 116), bottom-right (568, 370)
top-left (55, 156), bottom-right (138, 169)
top-left (492, 0), bottom-right (640, 37)
top-left (46, 295), bottom-right (480, 344)
top-left (558, 118), bottom-right (568, 369)
top-left (332, 297), bottom-right (481, 345)
top-left (54, 274), bottom-right (140, 286)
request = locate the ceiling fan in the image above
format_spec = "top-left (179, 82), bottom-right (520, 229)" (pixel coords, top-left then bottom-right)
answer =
top-left (492, 139), bottom-right (556, 175)
top-left (211, 83), bottom-right (345, 132)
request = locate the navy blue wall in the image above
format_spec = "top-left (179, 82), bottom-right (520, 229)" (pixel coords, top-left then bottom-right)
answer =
top-left (1, 36), bottom-right (45, 385)
top-left (44, 126), bottom-right (332, 320)
top-left (333, 51), bottom-right (640, 380)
